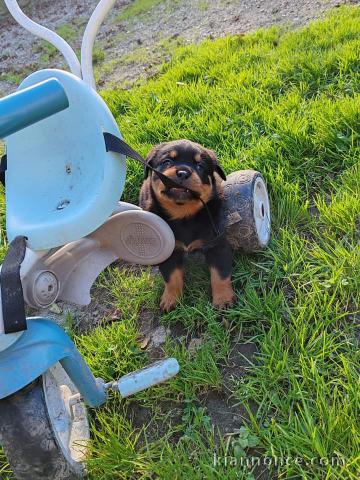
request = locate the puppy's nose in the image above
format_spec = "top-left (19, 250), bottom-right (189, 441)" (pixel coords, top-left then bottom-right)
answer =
top-left (176, 168), bottom-right (191, 180)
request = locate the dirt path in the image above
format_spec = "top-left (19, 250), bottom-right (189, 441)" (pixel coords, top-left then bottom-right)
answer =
top-left (0, 0), bottom-right (358, 95)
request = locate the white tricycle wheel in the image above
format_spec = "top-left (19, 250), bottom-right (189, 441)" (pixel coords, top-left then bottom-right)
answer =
top-left (44, 363), bottom-right (90, 475)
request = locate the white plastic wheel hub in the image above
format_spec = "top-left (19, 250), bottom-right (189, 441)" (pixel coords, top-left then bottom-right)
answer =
top-left (253, 176), bottom-right (271, 247)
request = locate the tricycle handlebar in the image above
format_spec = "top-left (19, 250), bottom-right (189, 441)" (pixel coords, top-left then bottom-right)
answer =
top-left (0, 78), bottom-right (69, 139)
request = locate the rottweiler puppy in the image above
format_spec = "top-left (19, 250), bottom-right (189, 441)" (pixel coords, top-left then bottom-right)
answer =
top-left (139, 139), bottom-right (235, 312)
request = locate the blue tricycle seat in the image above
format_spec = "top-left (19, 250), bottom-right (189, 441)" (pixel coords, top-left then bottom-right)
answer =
top-left (5, 69), bottom-right (126, 250)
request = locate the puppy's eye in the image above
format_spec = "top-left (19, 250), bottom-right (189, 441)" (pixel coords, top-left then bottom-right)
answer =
top-left (196, 163), bottom-right (204, 172)
top-left (162, 158), bottom-right (172, 167)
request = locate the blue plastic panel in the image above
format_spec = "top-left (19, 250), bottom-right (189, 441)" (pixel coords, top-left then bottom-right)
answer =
top-left (0, 318), bottom-right (107, 406)
top-left (5, 69), bottom-right (126, 250)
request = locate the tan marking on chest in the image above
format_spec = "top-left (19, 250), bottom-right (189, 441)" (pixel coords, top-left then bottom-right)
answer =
top-left (175, 239), bottom-right (204, 252)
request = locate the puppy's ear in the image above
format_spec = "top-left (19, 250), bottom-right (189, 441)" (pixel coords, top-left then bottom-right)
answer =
top-left (215, 164), bottom-right (227, 181)
top-left (144, 145), bottom-right (159, 178)
top-left (204, 148), bottom-right (227, 181)
top-left (145, 143), bottom-right (167, 178)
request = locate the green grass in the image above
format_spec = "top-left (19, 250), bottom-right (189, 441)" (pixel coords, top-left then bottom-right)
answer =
top-left (94, 35), bottom-right (185, 89)
top-left (0, 73), bottom-right (22, 85)
top-left (0, 68), bottom-right (34, 87)
top-left (115, 0), bottom-right (166, 21)
top-left (93, 47), bottom-right (106, 65)
top-left (122, 36), bottom-right (185, 66)
top-left (1, 5), bottom-right (360, 479)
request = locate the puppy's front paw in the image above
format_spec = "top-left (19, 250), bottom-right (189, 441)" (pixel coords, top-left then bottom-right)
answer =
top-left (212, 291), bottom-right (235, 310)
top-left (160, 290), bottom-right (179, 312)
top-left (159, 268), bottom-right (184, 312)
top-left (210, 268), bottom-right (235, 310)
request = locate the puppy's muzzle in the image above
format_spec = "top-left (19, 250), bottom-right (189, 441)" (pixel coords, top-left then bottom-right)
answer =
top-left (159, 165), bottom-right (197, 202)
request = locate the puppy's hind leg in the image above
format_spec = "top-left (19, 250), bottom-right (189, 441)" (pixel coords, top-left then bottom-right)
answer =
top-left (205, 240), bottom-right (235, 309)
top-left (159, 250), bottom-right (184, 312)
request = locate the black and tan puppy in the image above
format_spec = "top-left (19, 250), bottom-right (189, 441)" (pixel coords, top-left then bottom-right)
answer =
top-left (139, 139), bottom-right (235, 312)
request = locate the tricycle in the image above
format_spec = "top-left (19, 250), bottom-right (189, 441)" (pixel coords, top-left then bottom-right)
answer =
top-left (0, 1), bottom-right (182, 478)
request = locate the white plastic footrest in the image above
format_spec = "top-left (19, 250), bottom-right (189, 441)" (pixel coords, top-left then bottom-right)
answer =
top-left (90, 209), bottom-right (175, 265)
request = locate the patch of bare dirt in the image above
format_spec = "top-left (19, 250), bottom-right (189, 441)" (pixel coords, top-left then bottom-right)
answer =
top-left (201, 341), bottom-right (258, 435)
top-left (26, 285), bottom-right (116, 332)
top-left (223, 341), bottom-right (258, 384)
top-left (0, 0), bottom-right (358, 95)
top-left (203, 389), bottom-right (250, 436)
